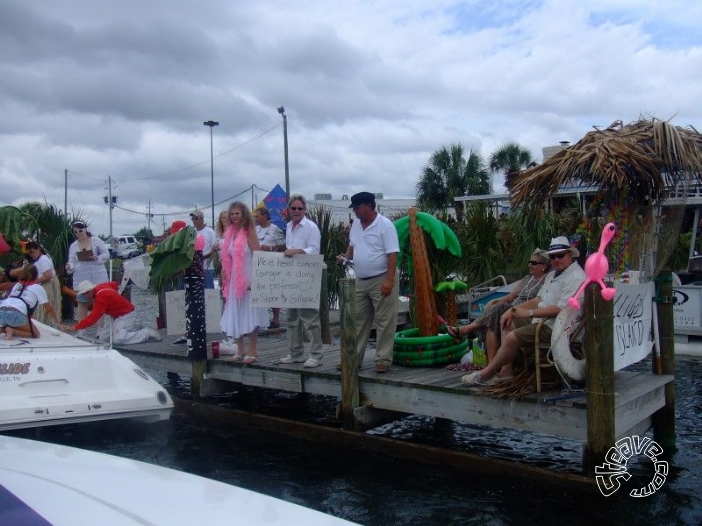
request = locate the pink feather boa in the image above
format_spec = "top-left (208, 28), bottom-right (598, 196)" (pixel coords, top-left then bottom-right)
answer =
top-left (220, 225), bottom-right (248, 300)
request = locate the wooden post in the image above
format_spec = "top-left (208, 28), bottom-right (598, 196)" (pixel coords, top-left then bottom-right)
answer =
top-left (583, 282), bottom-right (615, 476)
top-left (339, 277), bottom-right (360, 430)
top-left (652, 270), bottom-right (676, 449)
top-left (320, 267), bottom-right (331, 344)
top-left (184, 251), bottom-right (207, 398)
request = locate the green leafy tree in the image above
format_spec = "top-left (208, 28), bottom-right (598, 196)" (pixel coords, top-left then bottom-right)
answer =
top-left (416, 144), bottom-right (489, 221)
top-left (489, 142), bottom-right (536, 192)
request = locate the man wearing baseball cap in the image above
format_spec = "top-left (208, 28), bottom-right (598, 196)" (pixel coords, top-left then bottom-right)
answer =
top-left (59, 280), bottom-right (162, 344)
top-left (189, 210), bottom-right (217, 289)
top-left (337, 191), bottom-right (399, 373)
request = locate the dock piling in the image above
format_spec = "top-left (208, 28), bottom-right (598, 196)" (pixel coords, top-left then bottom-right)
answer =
top-left (339, 278), bottom-right (360, 430)
top-left (652, 270), bottom-right (676, 450)
top-left (582, 282), bottom-right (615, 476)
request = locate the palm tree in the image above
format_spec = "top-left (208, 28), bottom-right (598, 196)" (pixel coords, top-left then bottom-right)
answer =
top-left (489, 142), bottom-right (536, 192)
top-left (416, 144), bottom-right (489, 221)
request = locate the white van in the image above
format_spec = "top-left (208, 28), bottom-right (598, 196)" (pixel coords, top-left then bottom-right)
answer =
top-left (115, 235), bottom-right (141, 259)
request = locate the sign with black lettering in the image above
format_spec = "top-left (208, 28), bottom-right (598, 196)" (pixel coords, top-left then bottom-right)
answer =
top-left (612, 283), bottom-right (654, 370)
top-left (251, 252), bottom-right (324, 309)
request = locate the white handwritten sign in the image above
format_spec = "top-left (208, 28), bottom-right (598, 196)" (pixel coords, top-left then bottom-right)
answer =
top-left (250, 252), bottom-right (324, 309)
top-left (612, 282), bottom-right (654, 370)
top-left (165, 289), bottom-right (222, 335)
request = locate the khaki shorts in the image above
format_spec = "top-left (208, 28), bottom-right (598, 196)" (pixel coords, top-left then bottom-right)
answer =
top-left (512, 318), bottom-right (552, 348)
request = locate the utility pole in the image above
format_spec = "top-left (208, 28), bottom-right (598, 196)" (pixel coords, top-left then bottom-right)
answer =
top-left (64, 169), bottom-right (68, 219)
top-left (203, 120), bottom-right (219, 227)
top-left (277, 107), bottom-right (290, 200)
top-left (104, 176), bottom-right (117, 238)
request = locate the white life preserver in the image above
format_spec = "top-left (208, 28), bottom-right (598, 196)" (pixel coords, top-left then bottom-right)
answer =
top-left (549, 306), bottom-right (586, 381)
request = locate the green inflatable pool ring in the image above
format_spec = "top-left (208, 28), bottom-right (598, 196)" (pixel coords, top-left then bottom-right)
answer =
top-left (393, 326), bottom-right (469, 366)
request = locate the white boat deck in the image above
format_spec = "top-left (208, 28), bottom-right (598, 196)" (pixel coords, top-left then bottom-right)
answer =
top-left (0, 321), bottom-right (173, 431)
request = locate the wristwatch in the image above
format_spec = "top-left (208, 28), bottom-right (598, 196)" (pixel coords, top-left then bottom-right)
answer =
top-left (528, 309), bottom-right (534, 318)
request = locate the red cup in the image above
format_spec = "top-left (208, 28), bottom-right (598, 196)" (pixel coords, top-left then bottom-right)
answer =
top-left (212, 341), bottom-right (220, 359)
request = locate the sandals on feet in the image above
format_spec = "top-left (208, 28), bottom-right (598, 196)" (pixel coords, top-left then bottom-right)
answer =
top-left (243, 355), bottom-right (257, 365)
top-left (231, 354), bottom-right (245, 363)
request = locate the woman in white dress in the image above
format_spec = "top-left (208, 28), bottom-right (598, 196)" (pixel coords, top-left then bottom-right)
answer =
top-left (11, 241), bottom-right (62, 325)
top-left (219, 202), bottom-right (268, 363)
top-left (66, 220), bottom-right (110, 321)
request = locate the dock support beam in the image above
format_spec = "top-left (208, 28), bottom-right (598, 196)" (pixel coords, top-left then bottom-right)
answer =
top-left (339, 278), bottom-right (361, 430)
top-left (583, 283), bottom-right (615, 476)
top-left (652, 270), bottom-right (676, 450)
top-left (320, 268), bottom-right (331, 344)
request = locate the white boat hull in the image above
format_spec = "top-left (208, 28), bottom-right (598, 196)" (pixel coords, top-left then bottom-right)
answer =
top-left (0, 436), bottom-right (357, 525)
top-left (0, 321), bottom-right (172, 431)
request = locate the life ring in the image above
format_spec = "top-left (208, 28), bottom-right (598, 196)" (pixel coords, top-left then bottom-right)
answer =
top-left (550, 306), bottom-right (586, 381)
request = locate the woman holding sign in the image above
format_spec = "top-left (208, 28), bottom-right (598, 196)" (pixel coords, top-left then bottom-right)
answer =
top-left (219, 202), bottom-right (269, 364)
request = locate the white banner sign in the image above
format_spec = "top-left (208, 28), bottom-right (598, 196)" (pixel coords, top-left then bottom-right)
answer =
top-left (250, 252), bottom-right (324, 309)
top-left (612, 282), bottom-right (654, 370)
top-left (165, 289), bottom-right (222, 335)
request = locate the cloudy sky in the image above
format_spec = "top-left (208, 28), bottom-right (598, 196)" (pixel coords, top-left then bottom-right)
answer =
top-left (1, 0), bottom-right (700, 237)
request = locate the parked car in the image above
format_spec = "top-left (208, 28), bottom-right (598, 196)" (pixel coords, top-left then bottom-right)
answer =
top-left (114, 235), bottom-right (142, 259)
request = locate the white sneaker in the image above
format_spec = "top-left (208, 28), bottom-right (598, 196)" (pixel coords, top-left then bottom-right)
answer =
top-left (279, 355), bottom-right (306, 364)
top-left (146, 328), bottom-right (162, 342)
top-left (303, 357), bottom-right (322, 368)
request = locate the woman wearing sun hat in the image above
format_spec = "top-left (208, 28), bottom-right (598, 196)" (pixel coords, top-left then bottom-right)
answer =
top-left (66, 220), bottom-right (110, 321)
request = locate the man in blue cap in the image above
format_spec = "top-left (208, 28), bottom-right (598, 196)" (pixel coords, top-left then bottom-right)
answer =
top-left (338, 191), bottom-right (399, 373)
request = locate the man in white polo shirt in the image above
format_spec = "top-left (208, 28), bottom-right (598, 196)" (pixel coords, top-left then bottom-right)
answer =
top-left (338, 192), bottom-right (400, 373)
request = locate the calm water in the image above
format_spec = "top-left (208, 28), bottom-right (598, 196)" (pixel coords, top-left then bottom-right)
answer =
top-left (5, 289), bottom-right (702, 525)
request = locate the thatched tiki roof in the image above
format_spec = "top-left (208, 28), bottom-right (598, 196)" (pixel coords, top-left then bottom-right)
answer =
top-left (507, 118), bottom-right (702, 207)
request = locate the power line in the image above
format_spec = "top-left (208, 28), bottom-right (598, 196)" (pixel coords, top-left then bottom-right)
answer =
top-left (111, 184), bottom-right (272, 218)
top-left (68, 122), bottom-right (282, 183)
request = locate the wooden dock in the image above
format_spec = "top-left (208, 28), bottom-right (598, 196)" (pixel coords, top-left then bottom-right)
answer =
top-left (115, 326), bottom-right (671, 442)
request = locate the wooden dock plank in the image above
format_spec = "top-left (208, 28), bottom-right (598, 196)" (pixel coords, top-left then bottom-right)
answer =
top-left (115, 327), bottom-right (669, 443)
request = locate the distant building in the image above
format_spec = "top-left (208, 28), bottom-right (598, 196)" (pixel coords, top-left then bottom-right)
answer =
top-left (307, 195), bottom-right (417, 225)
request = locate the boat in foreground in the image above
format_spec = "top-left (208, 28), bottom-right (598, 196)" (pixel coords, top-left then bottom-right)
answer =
top-left (0, 435), bottom-right (357, 526)
top-left (0, 321), bottom-right (172, 431)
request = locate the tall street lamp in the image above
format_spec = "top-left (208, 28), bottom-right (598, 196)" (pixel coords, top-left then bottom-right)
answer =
top-left (203, 120), bottom-right (219, 226)
top-left (277, 106), bottom-right (290, 200)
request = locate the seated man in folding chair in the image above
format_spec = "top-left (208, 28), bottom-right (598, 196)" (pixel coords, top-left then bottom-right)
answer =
top-left (59, 280), bottom-right (162, 344)
top-left (461, 236), bottom-right (585, 386)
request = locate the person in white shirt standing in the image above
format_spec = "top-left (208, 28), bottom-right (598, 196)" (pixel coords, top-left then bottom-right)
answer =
top-left (190, 210), bottom-right (217, 289)
top-left (338, 192), bottom-right (400, 373)
top-left (254, 207), bottom-right (286, 329)
top-left (278, 194), bottom-right (324, 368)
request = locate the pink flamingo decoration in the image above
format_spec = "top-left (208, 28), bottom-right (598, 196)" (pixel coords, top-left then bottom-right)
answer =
top-left (568, 222), bottom-right (617, 309)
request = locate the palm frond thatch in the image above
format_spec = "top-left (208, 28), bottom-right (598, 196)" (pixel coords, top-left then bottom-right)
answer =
top-left (507, 118), bottom-right (702, 207)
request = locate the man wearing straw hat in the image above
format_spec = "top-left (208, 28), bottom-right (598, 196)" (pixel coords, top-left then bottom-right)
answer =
top-left (59, 280), bottom-right (162, 344)
top-left (461, 235), bottom-right (585, 386)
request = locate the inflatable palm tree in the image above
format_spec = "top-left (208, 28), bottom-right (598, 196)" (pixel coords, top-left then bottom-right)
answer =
top-left (394, 207), bottom-right (461, 336)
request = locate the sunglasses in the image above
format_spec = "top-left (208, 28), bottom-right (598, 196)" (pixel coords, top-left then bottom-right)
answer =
top-left (73, 229), bottom-right (85, 234)
top-left (549, 252), bottom-right (568, 260)
top-left (290, 207), bottom-right (304, 211)
top-left (528, 260), bottom-right (543, 265)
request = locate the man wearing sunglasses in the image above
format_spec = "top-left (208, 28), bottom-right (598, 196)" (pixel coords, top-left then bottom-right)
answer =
top-left (279, 194), bottom-right (324, 368)
top-left (461, 236), bottom-right (585, 386)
